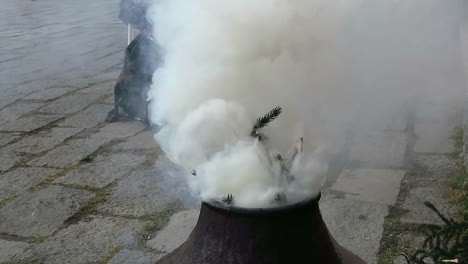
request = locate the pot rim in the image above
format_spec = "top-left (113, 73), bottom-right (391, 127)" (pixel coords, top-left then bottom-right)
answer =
top-left (203, 193), bottom-right (321, 215)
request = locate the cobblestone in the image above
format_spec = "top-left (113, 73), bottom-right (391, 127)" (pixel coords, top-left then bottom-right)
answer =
top-left (91, 121), bottom-right (145, 139)
top-left (0, 167), bottom-right (61, 202)
top-left (98, 168), bottom-right (179, 217)
top-left (0, 240), bottom-right (29, 262)
top-left (0, 114), bottom-right (63, 132)
top-left (0, 185), bottom-right (95, 237)
top-left (0, 101), bottom-right (44, 125)
top-left (58, 104), bottom-right (112, 128)
top-left (54, 152), bottom-right (146, 188)
top-left (28, 138), bottom-right (109, 168)
top-left (147, 210), bottom-right (200, 254)
top-left (18, 216), bottom-right (147, 264)
top-left (38, 93), bottom-right (99, 115)
top-left (23, 87), bottom-right (75, 100)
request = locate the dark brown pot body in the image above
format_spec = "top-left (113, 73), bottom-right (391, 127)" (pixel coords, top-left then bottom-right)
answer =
top-left (156, 195), bottom-right (366, 264)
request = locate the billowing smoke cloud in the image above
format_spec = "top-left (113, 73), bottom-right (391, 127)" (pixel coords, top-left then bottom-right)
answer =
top-left (146, 0), bottom-right (466, 207)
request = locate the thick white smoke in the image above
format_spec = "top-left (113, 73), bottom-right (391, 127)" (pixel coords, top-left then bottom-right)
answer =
top-left (146, 0), bottom-right (465, 207)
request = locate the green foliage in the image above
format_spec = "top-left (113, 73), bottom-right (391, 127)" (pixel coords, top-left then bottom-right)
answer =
top-left (251, 106), bottom-right (282, 138)
top-left (404, 202), bottom-right (468, 264)
top-left (222, 194), bottom-right (235, 205)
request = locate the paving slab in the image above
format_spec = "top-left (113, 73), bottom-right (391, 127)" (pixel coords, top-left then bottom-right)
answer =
top-left (331, 169), bottom-right (405, 205)
top-left (147, 210), bottom-right (200, 254)
top-left (58, 104), bottom-right (112, 128)
top-left (4, 127), bottom-right (82, 154)
top-left (18, 216), bottom-right (146, 264)
top-left (0, 167), bottom-right (61, 202)
top-left (0, 133), bottom-right (21, 147)
top-left (38, 93), bottom-right (98, 115)
top-left (0, 114), bottom-right (62, 132)
top-left (0, 151), bottom-right (22, 172)
top-left (0, 240), bottom-right (30, 262)
top-left (414, 121), bottom-right (456, 154)
top-left (37, 127), bottom-right (83, 139)
top-left (90, 71), bottom-right (120, 83)
top-left (98, 168), bottom-right (179, 217)
top-left (0, 185), bottom-right (95, 237)
top-left (320, 197), bottom-right (389, 264)
top-left (349, 131), bottom-right (407, 168)
top-left (113, 130), bottom-right (159, 151)
top-left (108, 249), bottom-right (163, 264)
top-left (0, 101), bottom-right (44, 125)
top-left (62, 78), bottom-right (95, 89)
top-left (78, 81), bottom-right (113, 95)
top-left (27, 138), bottom-right (109, 168)
top-left (23, 87), bottom-right (75, 100)
top-left (400, 187), bottom-right (459, 225)
top-left (414, 154), bottom-right (460, 182)
top-left (54, 152), bottom-right (146, 188)
top-left (91, 121), bottom-right (145, 139)
top-left (14, 79), bottom-right (65, 94)
top-left (103, 95), bottom-right (115, 104)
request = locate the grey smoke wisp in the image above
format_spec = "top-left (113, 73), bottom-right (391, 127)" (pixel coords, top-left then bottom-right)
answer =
top-left (146, 0), bottom-right (466, 207)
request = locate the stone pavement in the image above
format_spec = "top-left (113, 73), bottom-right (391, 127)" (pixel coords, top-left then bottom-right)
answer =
top-left (0, 0), bottom-right (467, 264)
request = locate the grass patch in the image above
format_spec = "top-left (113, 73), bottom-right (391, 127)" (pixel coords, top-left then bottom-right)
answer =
top-left (141, 208), bottom-right (177, 234)
top-left (0, 195), bottom-right (19, 210)
top-left (97, 247), bottom-right (121, 264)
top-left (451, 126), bottom-right (464, 156)
top-left (63, 187), bottom-right (112, 225)
top-left (0, 260), bottom-right (44, 264)
top-left (449, 170), bottom-right (468, 220)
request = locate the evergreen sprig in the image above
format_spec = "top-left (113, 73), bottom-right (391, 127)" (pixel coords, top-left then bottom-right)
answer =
top-left (222, 194), bottom-right (235, 205)
top-left (251, 106), bottom-right (282, 138)
top-left (404, 201), bottom-right (468, 264)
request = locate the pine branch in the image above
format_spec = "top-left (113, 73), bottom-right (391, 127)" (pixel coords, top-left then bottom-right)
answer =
top-left (222, 194), bottom-right (235, 205)
top-left (251, 106), bottom-right (282, 138)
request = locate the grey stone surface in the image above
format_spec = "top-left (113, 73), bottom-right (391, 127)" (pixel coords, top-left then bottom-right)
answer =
top-left (98, 168), bottom-right (179, 217)
top-left (331, 169), bottom-right (405, 205)
top-left (78, 82), bottom-right (113, 95)
top-left (0, 151), bottom-right (22, 172)
top-left (0, 133), bottom-right (21, 147)
top-left (91, 121), bottom-right (145, 139)
top-left (18, 216), bottom-right (146, 264)
top-left (414, 121), bottom-right (456, 154)
top-left (38, 93), bottom-right (98, 114)
top-left (27, 138), bottom-right (108, 168)
top-left (414, 154), bottom-right (460, 181)
top-left (147, 210), bottom-right (199, 254)
top-left (108, 249), bottom-right (163, 264)
top-left (103, 95), bottom-right (115, 104)
top-left (15, 79), bottom-right (66, 94)
top-left (0, 114), bottom-right (62, 132)
top-left (91, 71), bottom-right (120, 83)
top-left (320, 197), bottom-right (389, 264)
top-left (113, 130), bottom-right (159, 151)
top-left (4, 127), bottom-right (82, 154)
top-left (400, 187), bottom-right (459, 225)
top-left (0, 101), bottom-right (43, 125)
top-left (23, 87), bottom-right (75, 100)
top-left (38, 127), bottom-right (83, 139)
top-left (0, 167), bottom-right (61, 201)
top-left (58, 104), bottom-right (112, 128)
top-left (0, 240), bottom-right (30, 262)
top-left (62, 78), bottom-right (95, 89)
top-left (0, 185), bottom-right (95, 237)
top-left (349, 131), bottom-right (407, 168)
top-left (54, 152), bottom-right (146, 188)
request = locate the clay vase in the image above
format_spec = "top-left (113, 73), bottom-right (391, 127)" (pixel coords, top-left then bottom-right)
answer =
top-left (155, 194), bottom-right (366, 264)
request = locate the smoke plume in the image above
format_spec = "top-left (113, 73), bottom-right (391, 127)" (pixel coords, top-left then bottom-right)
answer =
top-left (147, 0), bottom-right (466, 207)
